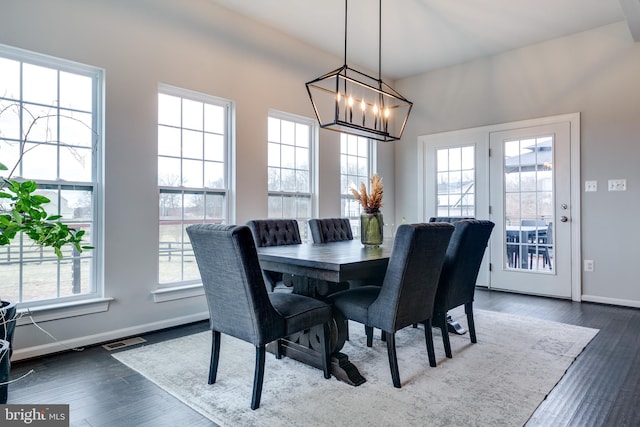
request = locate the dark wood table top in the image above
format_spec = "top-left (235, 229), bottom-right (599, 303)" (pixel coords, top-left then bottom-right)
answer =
top-left (257, 239), bottom-right (392, 283)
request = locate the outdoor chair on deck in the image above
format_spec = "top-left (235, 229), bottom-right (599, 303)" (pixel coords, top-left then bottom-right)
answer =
top-left (528, 222), bottom-right (553, 269)
top-left (186, 224), bottom-right (332, 410)
top-left (329, 223), bottom-right (453, 388)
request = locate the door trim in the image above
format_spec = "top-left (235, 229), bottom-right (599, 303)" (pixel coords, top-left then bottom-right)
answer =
top-left (418, 113), bottom-right (581, 301)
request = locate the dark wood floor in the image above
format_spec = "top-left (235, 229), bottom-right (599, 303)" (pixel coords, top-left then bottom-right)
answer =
top-left (7, 289), bottom-right (640, 426)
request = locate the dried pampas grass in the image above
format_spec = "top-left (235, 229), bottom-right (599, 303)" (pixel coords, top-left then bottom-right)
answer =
top-left (350, 174), bottom-right (383, 213)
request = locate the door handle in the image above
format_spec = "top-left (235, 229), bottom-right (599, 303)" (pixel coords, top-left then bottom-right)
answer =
top-left (560, 216), bottom-right (568, 222)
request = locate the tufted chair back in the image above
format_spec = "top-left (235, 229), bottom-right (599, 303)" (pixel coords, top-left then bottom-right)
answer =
top-left (309, 218), bottom-right (353, 243)
top-left (246, 219), bottom-right (302, 292)
top-left (246, 219), bottom-right (302, 247)
top-left (429, 216), bottom-right (474, 224)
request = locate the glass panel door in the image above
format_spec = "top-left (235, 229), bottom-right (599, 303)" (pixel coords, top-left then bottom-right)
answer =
top-left (504, 136), bottom-right (554, 272)
top-left (421, 114), bottom-right (578, 299)
top-left (489, 122), bottom-right (571, 298)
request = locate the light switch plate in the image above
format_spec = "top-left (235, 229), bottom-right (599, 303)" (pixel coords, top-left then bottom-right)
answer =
top-left (585, 180), bottom-right (597, 192)
top-left (584, 260), bottom-right (594, 272)
top-left (608, 179), bottom-right (627, 191)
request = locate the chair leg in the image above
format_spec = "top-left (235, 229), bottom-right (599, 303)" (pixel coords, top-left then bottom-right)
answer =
top-left (381, 330), bottom-right (387, 342)
top-left (209, 330), bottom-right (221, 384)
top-left (437, 312), bottom-right (452, 358)
top-left (465, 302), bottom-right (477, 344)
top-left (423, 319), bottom-right (436, 367)
top-left (385, 332), bottom-right (401, 388)
top-left (544, 249), bottom-right (551, 269)
top-left (529, 251), bottom-right (534, 269)
top-left (365, 325), bottom-right (374, 347)
top-left (320, 322), bottom-right (331, 379)
top-left (251, 346), bottom-right (266, 410)
top-left (275, 339), bottom-right (283, 359)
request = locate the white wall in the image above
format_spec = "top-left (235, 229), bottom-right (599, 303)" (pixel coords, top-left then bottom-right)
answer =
top-left (0, 0), bottom-right (396, 359)
top-left (395, 22), bottom-right (640, 306)
top-left (6, 0), bottom-right (637, 359)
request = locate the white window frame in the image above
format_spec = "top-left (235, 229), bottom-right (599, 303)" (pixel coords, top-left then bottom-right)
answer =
top-left (435, 145), bottom-right (476, 218)
top-left (0, 44), bottom-right (104, 311)
top-left (267, 109), bottom-right (317, 241)
top-left (157, 84), bottom-right (234, 289)
top-left (340, 133), bottom-right (376, 237)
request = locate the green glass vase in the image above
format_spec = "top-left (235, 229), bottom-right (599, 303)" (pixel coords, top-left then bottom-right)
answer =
top-left (360, 210), bottom-right (383, 247)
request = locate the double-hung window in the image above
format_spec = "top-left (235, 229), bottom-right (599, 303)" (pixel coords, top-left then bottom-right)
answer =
top-left (436, 146), bottom-right (475, 218)
top-left (157, 85), bottom-right (233, 285)
top-left (0, 44), bottom-right (102, 306)
top-left (267, 111), bottom-right (315, 241)
top-left (340, 134), bottom-right (375, 236)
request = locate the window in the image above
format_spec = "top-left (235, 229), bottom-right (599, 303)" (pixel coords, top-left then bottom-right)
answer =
top-left (0, 45), bottom-right (102, 306)
top-left (436, 146), bottom-right (475, 218)
top-left (340, 134), bottom-right (374, 236)
top-left (158, 85), bottom-right (233, 285)
top-left (267, 111), bottom-right (315, 240)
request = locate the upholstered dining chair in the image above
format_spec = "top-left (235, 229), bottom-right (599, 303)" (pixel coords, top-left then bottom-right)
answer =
top-left (429, 216), bottom-right (474, 223)
top-left (246, 219), bottom-right (302, 292)
top-left (309, 218), bottom-right (353, 243)
top-left (428, 216), bottom-right (477, 334)
top-left (329, 222), bottom-right (454, 388)
top-left (308, 217), bottom-right (361, 291)
top-left (186, 224), bottom-right (333, 410)
top-left (432, 219), bottom-right (494, 358)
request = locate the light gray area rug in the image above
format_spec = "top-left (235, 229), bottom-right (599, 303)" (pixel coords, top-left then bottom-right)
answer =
top-left (113, 309), bottom-right (598, 427)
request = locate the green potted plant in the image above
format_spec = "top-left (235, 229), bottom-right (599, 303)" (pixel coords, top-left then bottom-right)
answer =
top-left (0, 105), bottom-right (94, 403)
top-left (0, 163), bottom-right (93, 403)
top-left (350, 174), bottom-right (384, 246)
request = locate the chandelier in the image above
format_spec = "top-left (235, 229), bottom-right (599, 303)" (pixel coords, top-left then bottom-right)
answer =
top-left (306, 0), bottom-right (412, 142)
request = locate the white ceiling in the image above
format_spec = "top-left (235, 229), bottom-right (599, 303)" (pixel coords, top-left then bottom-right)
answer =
top-left (209, 0), bottom-right (640, 80)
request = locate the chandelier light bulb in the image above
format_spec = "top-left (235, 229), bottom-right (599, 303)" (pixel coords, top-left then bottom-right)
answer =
top-left (373, 104), bottom-right (379, 129)
top-left (348, 96), bottom-right (354, 122)
top-left (384, 108), bottom-right (390, 133)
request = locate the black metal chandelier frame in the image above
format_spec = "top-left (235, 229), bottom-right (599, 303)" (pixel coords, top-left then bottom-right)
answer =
top-left (306, 0), bottom-right (413, 142)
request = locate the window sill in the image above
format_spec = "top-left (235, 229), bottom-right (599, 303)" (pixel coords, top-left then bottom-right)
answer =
top-left (16, 297), bottom-right (113, 326)
top-left (152, 283), bottom-right (204, 303)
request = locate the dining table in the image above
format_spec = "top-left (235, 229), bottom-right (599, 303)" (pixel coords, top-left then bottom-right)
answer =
top-left (257, 239), bottom-right (392, 386)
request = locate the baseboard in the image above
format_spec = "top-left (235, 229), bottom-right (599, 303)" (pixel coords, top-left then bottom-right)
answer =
top-left (11, 311), bottom-right (210, 361)
top-left (581, 294), bottom-right (640, 309)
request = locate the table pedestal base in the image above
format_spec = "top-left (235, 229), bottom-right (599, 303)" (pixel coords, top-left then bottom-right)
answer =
top-left (266, 314), bottom-right (366, 386)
